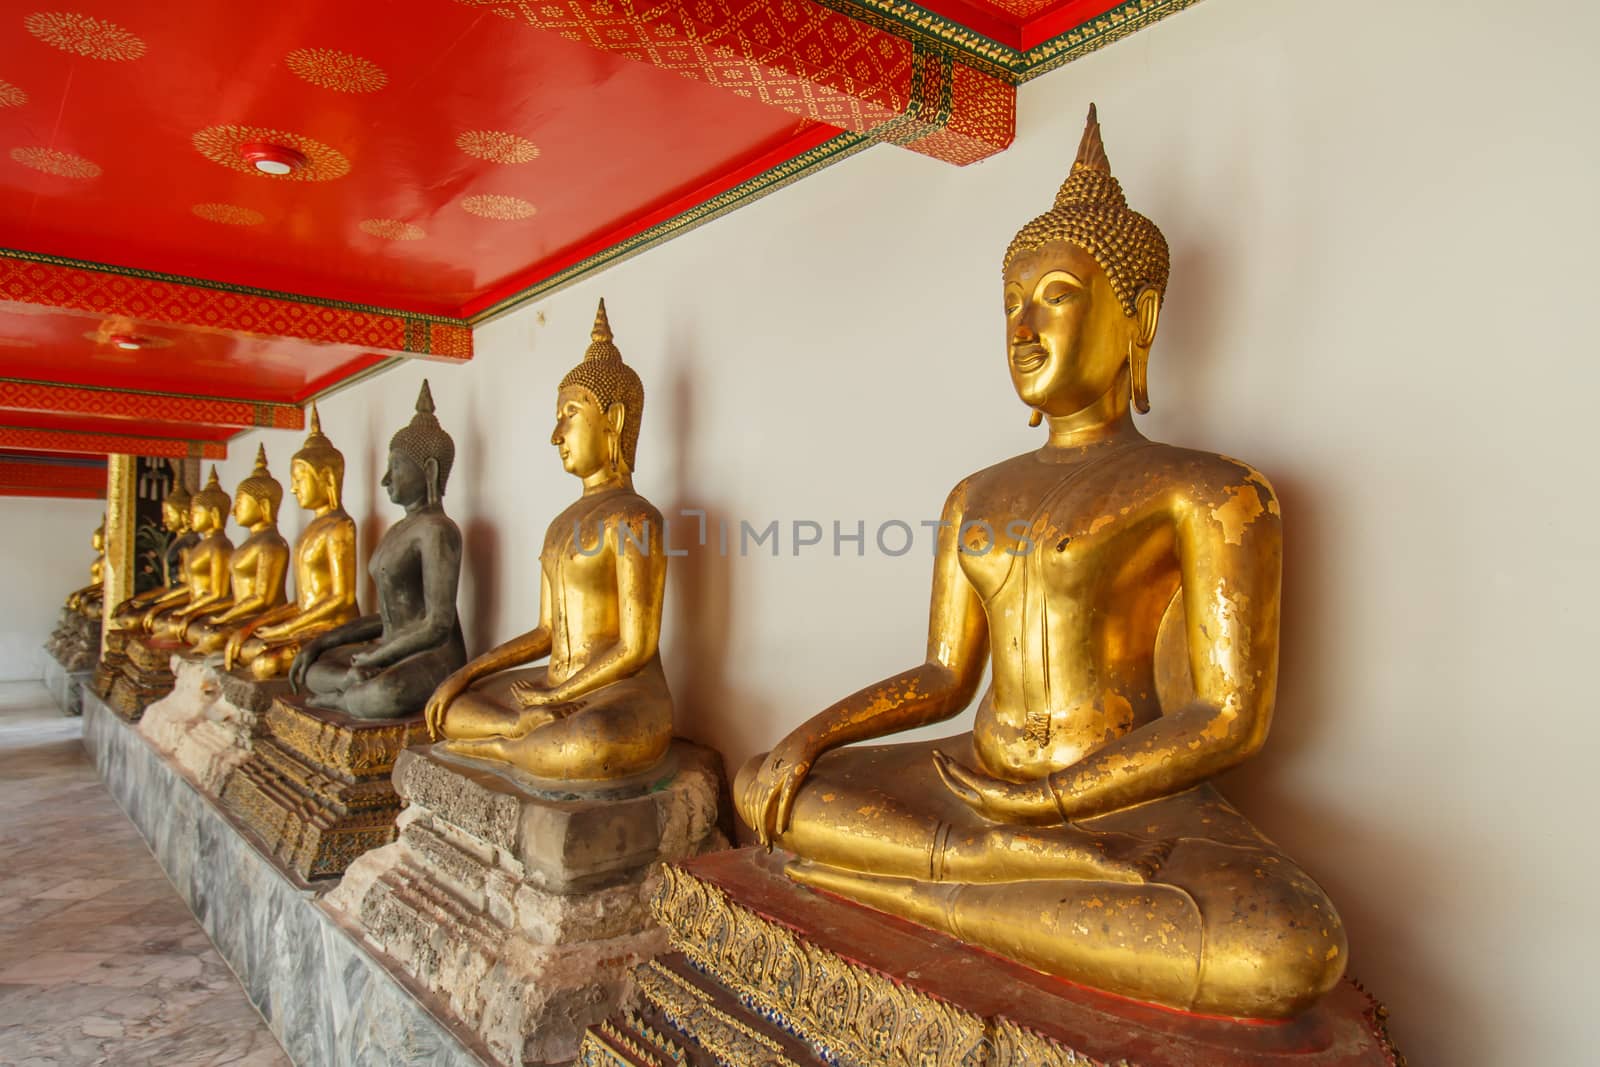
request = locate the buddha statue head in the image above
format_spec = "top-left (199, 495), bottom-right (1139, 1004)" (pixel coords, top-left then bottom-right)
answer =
top-left (554, 299), bottom-right (644, 481)
top-left (234, 444), bottom-right (283, 528)
top-left (191, 466), bottom-right (231, 534)
top-left (91, 517), bottom-right (104, 553)
top-left (1003, 104), bottom-right (1170, 420)
top-left (162, 476), bottom-right (193, 534)
top-left (289, 403), bottom-right (345, 511)
top-left (384, 380), bottom-right (456, 509)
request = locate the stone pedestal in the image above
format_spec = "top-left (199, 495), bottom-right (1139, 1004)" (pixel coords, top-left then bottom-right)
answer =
top-left (222, 697), bottom-right (427, 884)
top-left (45, 606), bottom-right (100, 674)
top-left (140, 658), bottom-right (270, 795)
top-left (106, 634), bottom-right (185, 721)
top-left (325, 741), bottom-right (728, 1067)
top-left (81, 692), bottom-right (490, 1066)
top-left (581, 849), bottom-right (1404, 1067)
top-left (41, 649), bottom-right (91, 716)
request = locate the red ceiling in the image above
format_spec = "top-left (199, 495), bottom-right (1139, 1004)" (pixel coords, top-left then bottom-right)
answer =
top-left (0, 2), bottom-right (826, 314)
top-left (0, 305), bottom-right (386, 401)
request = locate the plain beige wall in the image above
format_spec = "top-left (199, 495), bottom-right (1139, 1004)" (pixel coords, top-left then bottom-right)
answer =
top-left (204, 0), bottom-right (1600, 1059)
top-left (0, 495), bottom-right (104, 679)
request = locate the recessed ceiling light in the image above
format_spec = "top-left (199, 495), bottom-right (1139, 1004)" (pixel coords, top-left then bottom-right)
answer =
top-left (238, 141), bottom-right (308, 176)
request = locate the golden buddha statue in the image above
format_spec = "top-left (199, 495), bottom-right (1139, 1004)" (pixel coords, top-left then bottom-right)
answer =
top-left (425, 300), bottom-right (672, 780)
top-left (288, 381), bottom-right (467, 718)
top-left (736, 107), bottom-right (1346, 1021)
top-left (185, 446), bottom-right (290, 653)
top-left (108, 479), bottom-right (199, 628)
top-left (224, 405), bottom-right (359, 680)
top-left (138, 467), bottom-right (234, 639)
top-left (64, 518), bottom-right (105, 616)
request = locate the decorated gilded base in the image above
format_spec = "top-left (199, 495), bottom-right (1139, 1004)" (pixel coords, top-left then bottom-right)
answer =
top-left (324, 740), bottom-right (728, 1065)
top-left (106, 635), bottom-right (187, 722)
top-left (91, 627), bottom-right (131, 700)
top-left (220, 696), bottom-right (427, 884)
top-left (580, 849), bottom-right (1403, 1067)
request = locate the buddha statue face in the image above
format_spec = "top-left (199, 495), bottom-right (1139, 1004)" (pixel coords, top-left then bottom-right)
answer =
top-left (552, 385), bottom-right (621, 480)
top-left (381, 450), bottom-right (432, 509)
top-left (161, 499), bottom-right (186, 533)
top-left (191, 500), bottom-right (217, 534)
top-left (1004, 239), bottom-right (1160, 419)
top-left (290, 458), bottom-right (334, 510)
top-left (91, 524), bottom-right (104, 552)
top-left (234, 492), bottom-right (263, 527)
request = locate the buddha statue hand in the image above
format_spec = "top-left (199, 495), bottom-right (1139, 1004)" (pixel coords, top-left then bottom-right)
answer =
top-left (932, 749), bottom-right (1059, 824)
top-left (744, 733), bottom-right (825, 847)
top-left (424, 669), bottom-right (472, 740)
top-left (288, 636), bottom-right (333, 694)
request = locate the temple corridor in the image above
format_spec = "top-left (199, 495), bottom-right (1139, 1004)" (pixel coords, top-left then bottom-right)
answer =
top-left (0, 681), bottom-right (288, 1066)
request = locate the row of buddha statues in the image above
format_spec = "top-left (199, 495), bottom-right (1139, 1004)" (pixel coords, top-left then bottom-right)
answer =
top-left (67, 108), bottom-right (1349, 1025)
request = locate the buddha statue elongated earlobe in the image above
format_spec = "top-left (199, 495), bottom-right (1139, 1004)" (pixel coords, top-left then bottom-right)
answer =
top-left (1130, 339), bottom-right (1150, 414)
top-left (1029, 410), bottom-right (1044, 427)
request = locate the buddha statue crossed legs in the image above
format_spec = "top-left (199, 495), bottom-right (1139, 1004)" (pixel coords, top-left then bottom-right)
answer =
top-left (427, 300), bottom-right (672, 780)
top-left (737, 107), bottom-right (1345, 1020)
top-left (288, 381), bottom-right (467, 718)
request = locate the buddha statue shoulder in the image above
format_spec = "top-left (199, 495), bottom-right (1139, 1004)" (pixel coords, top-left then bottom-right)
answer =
top-left (287, 381), bottom-right (467, 718)
top-left (425, 300), bottom-right (672, 780)
top-left (109, 480), bottom-right (199, 628)
top-left (186, 446), bottom-right (291, 652)
top-left (142, 467), bottom-right (234, 639)
top-left (224, 405), bottom-right (359, 680)
top-left (65, 518), bottom-right (106, 615)
top-left (735, 107), bottom-right (1346, 1021)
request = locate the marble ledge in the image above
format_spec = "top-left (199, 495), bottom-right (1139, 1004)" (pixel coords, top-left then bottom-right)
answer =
top-left (81, 691), bottom-right (497, 1067)
top-left (42, 652), bottom-right (89, 716)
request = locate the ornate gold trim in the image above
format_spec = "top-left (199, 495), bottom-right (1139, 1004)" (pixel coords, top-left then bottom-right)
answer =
top-left (651, 865), bottom-right (989, 1067)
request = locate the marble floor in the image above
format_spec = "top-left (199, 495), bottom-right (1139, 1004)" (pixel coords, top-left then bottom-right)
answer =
top-left (0, 680), bottom-right (289, 1066)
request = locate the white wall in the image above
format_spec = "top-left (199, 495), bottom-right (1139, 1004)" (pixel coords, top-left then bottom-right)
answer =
top-left (0, 495), bottom-right (104, 679)
top-left (209, 0), bottom-right (1598, 1059)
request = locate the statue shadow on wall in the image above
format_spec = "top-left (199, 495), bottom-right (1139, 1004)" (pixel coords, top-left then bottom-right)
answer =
top-left (661, 319), bottom-right (769, 837)
top-left (357, 432), bottom-right (384, 611)
top-left (459, 387), bottom-right (500, 657)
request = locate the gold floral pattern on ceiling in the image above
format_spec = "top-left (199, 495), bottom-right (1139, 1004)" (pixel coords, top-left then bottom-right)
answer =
top-left (23, 11), bottom-right (147, 61)
top-left (460, 194), bottom-right (537, 220)
top-left (192, 125), bottom-right (351, 182)
top-left (359, 219), bottom-right (426, 241)
top-left (10, 146), bottom-right (100, 179)
top-left (284, 48), bottom-right (388, 93)
top-left (456, 130), bottom-right (539, 164)
top-left (0, 80), bottom-right (26, 108)
top-left (192, 203), bottom-right (265, 226)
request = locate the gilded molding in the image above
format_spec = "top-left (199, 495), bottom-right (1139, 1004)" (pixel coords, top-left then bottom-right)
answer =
top-left (650, 865), bottom-right (990, 1067)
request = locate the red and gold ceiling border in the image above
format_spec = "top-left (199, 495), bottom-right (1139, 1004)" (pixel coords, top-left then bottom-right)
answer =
top-left (0, 425), bottom-right (226, 461)
top-left (0, 453), bottom-right (106, 500)
top-left (456, 0), bottom-right (1015, 166)
top-left (815, 0), bottom-right (1204, 81)
top-left (0, 250), bottom-right (472, 361)
top-left (0, 378), bottom-right (302, 431)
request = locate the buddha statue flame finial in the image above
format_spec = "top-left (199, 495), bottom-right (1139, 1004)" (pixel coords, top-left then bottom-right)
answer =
top-left (389, 379), bottom-right (456, 495)
top-left (1004, 103), bottom-right (1170, 316)
top-left (559, 297), bottom-right (644, 472)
